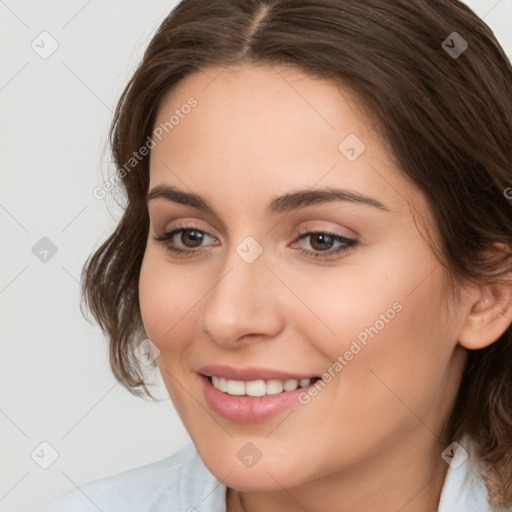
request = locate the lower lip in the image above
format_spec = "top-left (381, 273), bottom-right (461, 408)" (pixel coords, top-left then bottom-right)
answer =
top-left (200, 375), bottom-right (315, 423)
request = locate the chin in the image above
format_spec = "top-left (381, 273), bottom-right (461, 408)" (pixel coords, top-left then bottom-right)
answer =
top-left (199, 447), bottom-right (311, 492)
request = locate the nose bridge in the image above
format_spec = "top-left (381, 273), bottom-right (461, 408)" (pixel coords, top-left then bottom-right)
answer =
top-left (199, 238), bottom-right (283, 345)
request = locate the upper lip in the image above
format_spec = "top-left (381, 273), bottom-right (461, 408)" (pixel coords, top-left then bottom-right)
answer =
top-left (197, 364), bottom-right (319, 381)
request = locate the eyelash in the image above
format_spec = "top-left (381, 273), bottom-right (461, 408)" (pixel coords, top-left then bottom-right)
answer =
top-left (153, 224), bottom-right (357, 260)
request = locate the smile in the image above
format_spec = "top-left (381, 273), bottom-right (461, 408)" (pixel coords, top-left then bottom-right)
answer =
top-left (197, 365), bottom-right (322, 423)
top-left (210, 376), bottom-right (317, 396)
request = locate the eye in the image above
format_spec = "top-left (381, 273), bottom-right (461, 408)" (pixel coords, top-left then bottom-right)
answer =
top-left (291, 229), bottom-right (357, 260)
top-left (153, 225), bottom-right (217, 256)
top-left (153, 224), bottom-right (357, 261)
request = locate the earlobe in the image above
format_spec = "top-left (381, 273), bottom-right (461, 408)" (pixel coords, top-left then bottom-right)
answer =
top-left (458, 282), bottom-right (512, 350)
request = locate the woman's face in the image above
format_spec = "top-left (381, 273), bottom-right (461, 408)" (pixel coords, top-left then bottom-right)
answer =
top-left (139, 63), bottom-right (469, 492)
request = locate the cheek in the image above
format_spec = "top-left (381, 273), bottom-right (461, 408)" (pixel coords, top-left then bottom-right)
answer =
top-left (304, 249), bottom-right (453, 408)
top-left (286, 278), bottom-right (454, 467)
top-left (336, 277), bottom-right (453, 427)
top-left (138, 250), bottom-right (196, 350)
top-left (289, 257), bottom-right (419, 364)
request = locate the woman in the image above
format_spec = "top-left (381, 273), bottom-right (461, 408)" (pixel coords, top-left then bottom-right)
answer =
top-left (42, 0), bottom-right (512, 510)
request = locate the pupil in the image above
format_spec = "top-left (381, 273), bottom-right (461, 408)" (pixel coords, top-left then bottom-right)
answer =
top-left (311, 233), bottom-right (333, 251)
top-left (182, 229), bottom-right (203, 247)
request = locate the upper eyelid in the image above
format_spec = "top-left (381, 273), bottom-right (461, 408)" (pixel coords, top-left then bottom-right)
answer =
top-left (147, 197), bottom-right (372, 237)
top-left (148, 205), bottom-right (231, 236)
top-left (154, 214), bottom-right (355, 234)
top-left (151, 214), bottom-right (228, 238)
top-left (152, 213), bottom-right (354, 234)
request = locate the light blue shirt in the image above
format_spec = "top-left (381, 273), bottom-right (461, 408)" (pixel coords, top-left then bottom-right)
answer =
top-left (40, 437), bottom-right (492, 511)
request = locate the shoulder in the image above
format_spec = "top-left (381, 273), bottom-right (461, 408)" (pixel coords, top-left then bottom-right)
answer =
top-left (40, 442), bottom-right (226, 512)
top-left (438, 435), bottom-right (493, 512)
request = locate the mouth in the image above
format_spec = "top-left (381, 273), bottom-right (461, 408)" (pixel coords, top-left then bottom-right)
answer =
top-left (196, 365), bottom-right (322, 423)
top-left (207, 375), bottom-right (321, 397)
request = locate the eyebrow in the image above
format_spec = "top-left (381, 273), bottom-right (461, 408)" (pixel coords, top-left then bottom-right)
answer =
top-left (146, 184), bottom-right (390, 213)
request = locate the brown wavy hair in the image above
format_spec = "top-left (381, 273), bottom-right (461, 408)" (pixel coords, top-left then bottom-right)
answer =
top-left (81, 0), bottom-right (512, 506)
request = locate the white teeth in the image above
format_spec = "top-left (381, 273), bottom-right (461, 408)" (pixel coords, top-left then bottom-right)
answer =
top-left (283, 379), bottom-right (299, 391)
top-left (266, 379), bottom-right (284, 395)
top-left (245, 380), bottom-right (266, 397)
top-left (218, 377), bottom-right (227, 392)
top-left (226, 379), bottom-right (245, 395)
top-left (210, 376), bottom-right (314, 396)
top-left (212, 376), bottom-right (229, 392)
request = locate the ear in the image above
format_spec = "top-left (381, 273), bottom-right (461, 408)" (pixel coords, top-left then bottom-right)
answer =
top-left (458, 246), bottom-right (512, 350)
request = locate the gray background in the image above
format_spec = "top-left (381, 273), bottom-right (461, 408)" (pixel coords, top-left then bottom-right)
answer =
top-left (1, 1), bottom-right (511, 511)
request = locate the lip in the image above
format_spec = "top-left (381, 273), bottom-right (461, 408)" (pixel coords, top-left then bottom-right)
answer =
top-left (197, 365), bottom-right (320, 423)
top-left (197, 364), bottom-right (318, 381)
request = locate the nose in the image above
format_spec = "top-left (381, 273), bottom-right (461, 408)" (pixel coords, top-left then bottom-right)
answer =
top-left (199, 246), bottom-right (285, 347)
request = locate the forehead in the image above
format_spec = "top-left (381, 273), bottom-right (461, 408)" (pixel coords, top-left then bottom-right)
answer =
top-left (153, 63), bottom-right (371, 151)
top-left (148, 63), bottom-right (426, 220)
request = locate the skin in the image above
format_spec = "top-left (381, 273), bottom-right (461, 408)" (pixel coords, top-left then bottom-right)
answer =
top-left (138, 63), bottom-right (512, 512)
